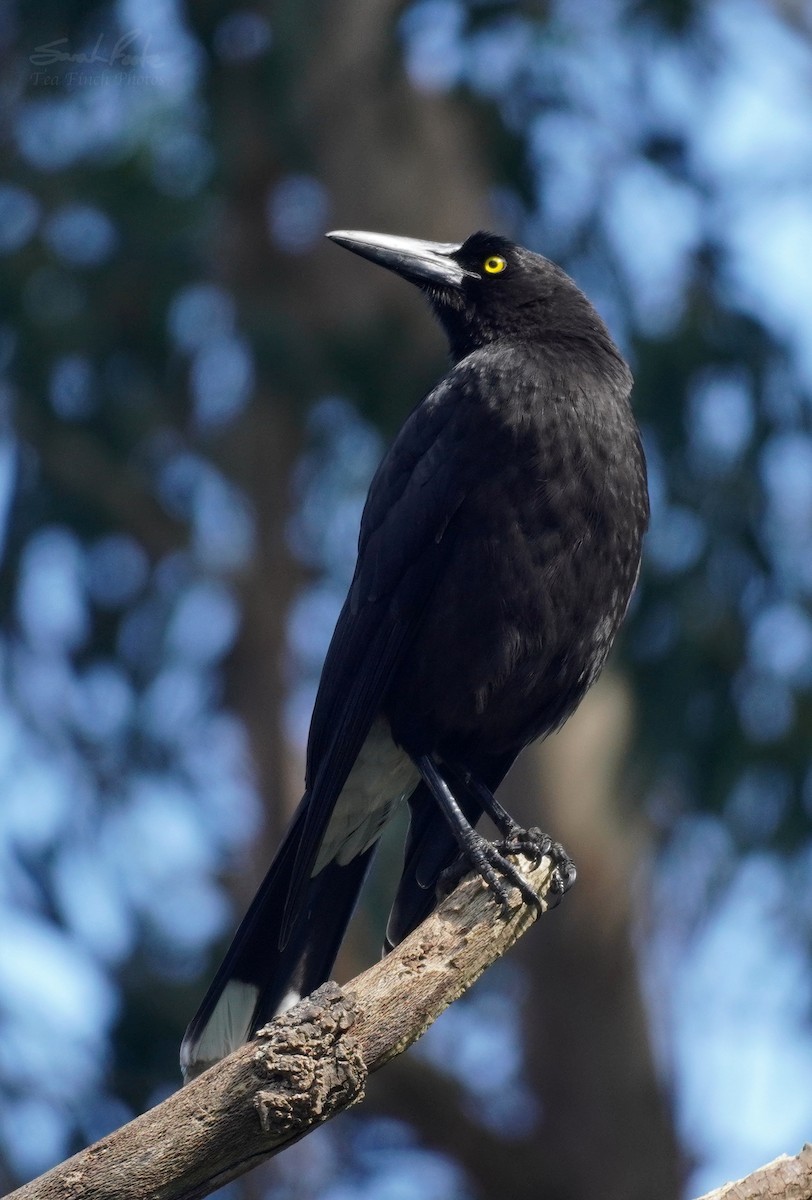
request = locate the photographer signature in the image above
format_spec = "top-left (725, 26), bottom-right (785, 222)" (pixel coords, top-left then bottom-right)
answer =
top-left (30, 30), bottom-right (161, 69)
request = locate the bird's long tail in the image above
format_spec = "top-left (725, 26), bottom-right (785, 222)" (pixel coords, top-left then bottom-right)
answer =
top-left (180, 800), bottom-right (375, 1081)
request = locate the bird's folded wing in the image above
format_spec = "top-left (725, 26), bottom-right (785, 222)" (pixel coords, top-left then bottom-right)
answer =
top-left (281, 369), bottom-right (476, 939)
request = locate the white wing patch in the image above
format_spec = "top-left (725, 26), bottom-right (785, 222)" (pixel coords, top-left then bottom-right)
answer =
top-left (313, 717), bottom-right (419, 873)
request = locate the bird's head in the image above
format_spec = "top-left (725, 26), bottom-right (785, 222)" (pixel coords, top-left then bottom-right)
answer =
top-left (326, 229), bottom-right (619, 365)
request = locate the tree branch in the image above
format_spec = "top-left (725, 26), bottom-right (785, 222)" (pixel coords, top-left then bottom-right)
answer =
top-left (694, 1143), bottom-right (812, 1200)
top-left (7, 848), bottom-right (564, 1200)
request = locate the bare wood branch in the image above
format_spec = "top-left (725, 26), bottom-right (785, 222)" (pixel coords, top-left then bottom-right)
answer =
top-left (7, 849), bottom-right (563, 1200)
top-left (694, 1143), bottom-right (812, 1200)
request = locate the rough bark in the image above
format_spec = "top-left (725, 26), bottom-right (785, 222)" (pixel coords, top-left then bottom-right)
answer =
top-left (7, 849), bottom-right (563, 1200)
top-left (695, 1144), bottom-right (812, 1200)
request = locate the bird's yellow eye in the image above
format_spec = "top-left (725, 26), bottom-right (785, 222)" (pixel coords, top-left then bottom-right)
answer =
top-left (483, 255), bottom-right (507, 275)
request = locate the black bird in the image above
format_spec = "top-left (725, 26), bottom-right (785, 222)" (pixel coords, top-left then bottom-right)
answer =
top-left (181, 229), bottom-right (648, 1079)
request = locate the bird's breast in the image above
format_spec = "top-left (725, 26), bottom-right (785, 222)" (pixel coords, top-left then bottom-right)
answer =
top-left (386, 395), bottom-right (647, 756)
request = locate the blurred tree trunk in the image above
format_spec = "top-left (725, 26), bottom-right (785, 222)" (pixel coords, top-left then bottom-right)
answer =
top-left (189, 0), bottom-right (490, 883)
top-left (509, 677), bottom-right (683, 1199)
top-left (187, 1), bottom-right (682, 1197)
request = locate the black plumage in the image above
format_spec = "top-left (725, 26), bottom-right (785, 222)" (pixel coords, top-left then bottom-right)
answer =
top-left (181, 229), bottom-right (648, 1079)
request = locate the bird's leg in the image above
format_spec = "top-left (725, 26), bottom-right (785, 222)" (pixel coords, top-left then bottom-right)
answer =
top-left (445, 762), bottom-right (577, 905)
top-left (445, 764), bottom-right (539, 845)
top-left (414, 754), bottom-right (542, 912)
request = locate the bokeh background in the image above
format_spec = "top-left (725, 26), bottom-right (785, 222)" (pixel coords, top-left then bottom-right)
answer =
top-left (2, 0), bottom-right (812, 1196)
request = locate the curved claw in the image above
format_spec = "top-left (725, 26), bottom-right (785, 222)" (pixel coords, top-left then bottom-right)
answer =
top-left (414, 754), bottom-right (574, 917)
top-left (475, 834), bottom-right (543, 913)
top-left (547, 841), bottom-right (577, 901)
top-left (495, 827), bottom-right (576, 911)
top-left (438, 829), bottom-right (575, 915)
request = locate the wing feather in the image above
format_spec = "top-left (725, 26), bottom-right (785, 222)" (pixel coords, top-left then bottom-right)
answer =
top-left (281, 368), bottom-right (474, 939)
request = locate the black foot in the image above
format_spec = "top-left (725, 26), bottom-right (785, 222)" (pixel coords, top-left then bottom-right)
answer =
top-left (498, 826), bottom-right (577, 908)
top-left (466, 830), bottom-right (543, 912)
top-left (415, 754), bottom-right (575, 916)
top-left (438, 828), bottom-right (575, 913)
top-left (499, 823), bottom-right (552, 862)
top-left (435, 831), bottom-right (539, 909)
